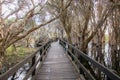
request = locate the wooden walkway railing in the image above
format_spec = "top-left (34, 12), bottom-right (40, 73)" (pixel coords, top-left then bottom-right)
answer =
top-left (59, 39), bottom-right (120, 80)
top-left (0, 40), bottom-right (51, 80)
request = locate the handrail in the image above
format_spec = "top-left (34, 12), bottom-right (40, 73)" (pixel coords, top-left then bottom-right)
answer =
top-left (0, 40), bottom-right (51, 80)
top-left (59, 39), bottom-right (120, 80)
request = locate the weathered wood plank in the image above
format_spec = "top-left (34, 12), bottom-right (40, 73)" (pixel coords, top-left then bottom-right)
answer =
top-left (36, 41), bottom-right (81, 80)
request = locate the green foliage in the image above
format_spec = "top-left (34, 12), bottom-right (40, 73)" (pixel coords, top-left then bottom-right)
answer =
top-left (19, 47), bottom-right (25, 55)
top-left (4, 46), bottom-right (37, 71)
top-left (6, 45), bottom-right (16, 55)
top-left (5, 18), bottom-right (16, 25)
top-left (105, 34), bottom-right (109, 43)
top-left (6, 46), bottom-right (36, 56)
top-left (25, 20), bottom-right (35, 30)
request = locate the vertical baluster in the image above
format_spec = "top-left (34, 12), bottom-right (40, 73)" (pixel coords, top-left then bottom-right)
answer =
top-left (67, 45), bottom-right (70, 56)
top-left (71, 48), bottom-right (74, 61)
top-left (79, 55), bottom-right (84, 75)
top-left (46, 44), bottom-right (48, 54)
top-left (65, 42), bottom-right (67, 51)
top-left (59, 39), bottom-right (61, 44)
top-left (32, 56), bottom-right (36, 77)
top-left (69, 46), bottom-right (72, 58)
top-left (11, 72), bottom-right (16, 80)
top-left (63, 42), bottom-right (65, 50)
top-left (40, 49), bottom-right (42, 55)
top-left (40, 49), bottom-right (42, 61)
top-left (44, 45), bottom-right (46, 55)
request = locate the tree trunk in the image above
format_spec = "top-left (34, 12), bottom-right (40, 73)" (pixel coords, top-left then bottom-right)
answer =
top-left (66, 32), bottom-right (72, 44)
top-left (26, 39), bottom-right (29, 47)
top-left (0, 48), bottom-right (5, 57)
top-left (0, 48), bottom-right (6, 74)
top-left (12, 44), bottom-right (16, 51)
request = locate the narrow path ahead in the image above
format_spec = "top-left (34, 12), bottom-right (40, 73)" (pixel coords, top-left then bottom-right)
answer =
top-left (36, 41), bottom-right (80, 80)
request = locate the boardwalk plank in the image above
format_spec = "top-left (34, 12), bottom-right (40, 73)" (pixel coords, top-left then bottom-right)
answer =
top-left (36, 41), bottom-right (80, 80)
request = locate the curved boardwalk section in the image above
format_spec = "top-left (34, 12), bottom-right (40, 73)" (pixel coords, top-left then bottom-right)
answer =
top-left (36, 41), bottom-right (80, 80)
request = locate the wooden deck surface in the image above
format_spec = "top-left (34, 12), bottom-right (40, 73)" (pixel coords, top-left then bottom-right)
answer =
top-left (36, 41), bottom-right (81, 80)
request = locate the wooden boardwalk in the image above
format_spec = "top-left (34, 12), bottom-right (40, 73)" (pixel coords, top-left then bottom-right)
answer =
top-left (36, 41), bottom-right (80, 80)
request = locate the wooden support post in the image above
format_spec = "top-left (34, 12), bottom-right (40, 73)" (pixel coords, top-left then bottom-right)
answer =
top-left (32, 56), bottom-right (36, 77)
top-left (44, 46), bottom-right (46, 55)
top-left (79, 56), bottom-right (84, 75)
top-left (40, 49), bottom-right (42, 62)
top-left (71, 48), bottom-right (74, 61)
top-left (62, 41), bottom-right (65, 50)
top-left (11, 72), bottom-right (16, 80)
top-left (65, 43), bottom-right (67, 51)
top-left (67, 46), bottom-right (70, 56)
top-left (40, 49), bottom-right (42, 55)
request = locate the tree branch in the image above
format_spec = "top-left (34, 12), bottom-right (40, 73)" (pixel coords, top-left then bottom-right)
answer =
top-left (7, 16), bottom-right (59, 48)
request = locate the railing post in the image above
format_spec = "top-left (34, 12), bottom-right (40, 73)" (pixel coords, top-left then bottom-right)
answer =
top-left (79, 56), bottom-right (84, 75)
top-left (44, 45), bottom-right (46, 55)
top-left (40, 49), bottom-right (42, 61)
top-left (67, 46), bottom-right (70, 56)
top-left (32, 56), bottom-right (36, 77)
top-left (40, 49), bottom-right (42, 55)
top-left (59, 39), bottom-right (61, 44)
top-left (71, 48), bottom-right (74, 61)
top-left (65, 43), bottom-right (68, 52)
top-left (11, 72), bottom-right (16, 80)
